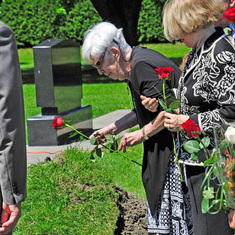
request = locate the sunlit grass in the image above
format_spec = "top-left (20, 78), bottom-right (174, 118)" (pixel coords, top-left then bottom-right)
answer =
top-left (19, 42), bottom-right (191, 71)
top-left (141, 41), bottom-right (190, 58)
top-left (18, 48), bottom-right (34, 71)
top-left (15, 141), bottom-right (144, 234)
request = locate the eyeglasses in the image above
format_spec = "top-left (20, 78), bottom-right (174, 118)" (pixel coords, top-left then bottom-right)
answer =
top-left (92, 54), bottom-right (105, 69)
top-left (92, 47), bottom-right (107, 69)
top-left (92, 40), bottom-right (119, 69)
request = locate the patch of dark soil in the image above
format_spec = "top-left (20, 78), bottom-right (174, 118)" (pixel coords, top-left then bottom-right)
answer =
top-left (115, 185), bottom-right (148, 235)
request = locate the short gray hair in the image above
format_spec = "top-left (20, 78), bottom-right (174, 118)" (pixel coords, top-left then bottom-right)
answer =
top-left (82, 22), bottom-right (131, 63)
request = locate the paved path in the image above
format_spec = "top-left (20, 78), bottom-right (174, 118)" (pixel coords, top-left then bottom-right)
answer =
top-left (27, 109), bottom-right (132, 167)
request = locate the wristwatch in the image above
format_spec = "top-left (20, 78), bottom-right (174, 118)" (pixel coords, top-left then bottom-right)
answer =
top-left (142, 126), bottom-right (149, 140)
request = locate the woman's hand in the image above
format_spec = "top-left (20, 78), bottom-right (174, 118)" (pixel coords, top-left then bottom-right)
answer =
top-left (118, 129), bottom-right (144, 153)
top-left (164, 112), bottom-right (189, 132)
top-left (140, 95), bottom-right (158, 112)
top-left (89, 126), bottom-right (113, 144)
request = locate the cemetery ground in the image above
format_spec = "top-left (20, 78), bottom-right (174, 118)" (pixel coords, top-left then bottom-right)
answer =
top-left (15, 42), bottom-right (190, 234)
top-left (15, 142), bottom-right (147, 234)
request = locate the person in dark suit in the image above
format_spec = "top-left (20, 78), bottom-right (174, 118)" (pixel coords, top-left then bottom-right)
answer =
top-left (0, 21), bottom-right (27, 234)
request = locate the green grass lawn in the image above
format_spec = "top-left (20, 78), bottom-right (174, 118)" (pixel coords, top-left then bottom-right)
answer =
top-left (18, 48), bottom-right (34, 71)
top-left (141, 42), bottom-right (190, 58)
top-left (19, 42), bottom-right (190, 71)
top-left (23, 83), bottom-right (133, 120)
top-left (15, 141), bottom-right (144, 234)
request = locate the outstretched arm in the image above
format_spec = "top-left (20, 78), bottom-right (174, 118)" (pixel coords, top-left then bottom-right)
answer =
top-left (89, 110), bottom-right (138, 143)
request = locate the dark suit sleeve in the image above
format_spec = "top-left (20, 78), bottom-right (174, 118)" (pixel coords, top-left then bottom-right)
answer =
top-left (0, 22), bottom-right (27, 204)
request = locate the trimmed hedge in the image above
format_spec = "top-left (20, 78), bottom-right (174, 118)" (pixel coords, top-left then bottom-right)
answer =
top-left (138, 0), bottom-right (166, 43)
top-left (0, 0), bottom-right (166, 47)
top-left (58, 0), bottom-right (102, 42)
top-left (0, 0), bottom-right (60, 47)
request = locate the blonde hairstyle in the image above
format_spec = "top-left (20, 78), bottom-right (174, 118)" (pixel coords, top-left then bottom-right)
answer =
top-left (179, 52), bottom-right (190, 71)
top-left (82, 22), bottom-right (131, 63)
top-left (163, 0), bottom-right (224, 41)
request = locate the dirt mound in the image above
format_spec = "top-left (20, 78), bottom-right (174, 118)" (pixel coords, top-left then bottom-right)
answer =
top-left (115, 186), bottom-right (148, 235)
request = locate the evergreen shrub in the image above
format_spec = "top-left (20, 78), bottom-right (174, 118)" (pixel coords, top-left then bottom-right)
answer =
top-left (138, 0), bottom-right (166, 43)
top-left (0, 0), bottom-right (165, 46)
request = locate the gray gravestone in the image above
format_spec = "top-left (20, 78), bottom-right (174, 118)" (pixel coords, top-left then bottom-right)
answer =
top-left (27, 39), bottom-right (92, 146)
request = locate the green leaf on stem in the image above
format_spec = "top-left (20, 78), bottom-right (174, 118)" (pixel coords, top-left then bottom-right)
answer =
top-left (158, 98), bottom-right (167, 110)
top-left (95, 148), bottom-right (103, 158)
top-left (204, 156), bottom-right (213, 167)
top-left (169, 98), bottom-right (180, 109)
top-left (202, 187), bottom-right (215, 199)
top-left (201, 198), bottom-right (209, 213)
top-left (190, 152), bottom-right (199, 161)
top-left (166, 108), bottom-right (174, 113)
top-left (183, 140), bottom-right (200, 153)
top-left (94, 132), bottom-right (100, 137)
top-left (69, 132), bottom-right (78, 138)
top-left (200, 136), bottom-right (210, 149)
top-left (165, 108), bottom-right (177, 114)
top-left (90, 137), bottom-right (97, 145)
top-left (104, 134), bottom-right (113, 142)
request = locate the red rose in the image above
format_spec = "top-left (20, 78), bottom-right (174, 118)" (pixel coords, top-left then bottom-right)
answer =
top-left (181, 119), bottom-right (201, 138)
top-left (223, 8), bottom-right (235, 22)
top-left (155, 67), bottom-right (173, 80)
top-left (52, 117), bottom-right (65, 129)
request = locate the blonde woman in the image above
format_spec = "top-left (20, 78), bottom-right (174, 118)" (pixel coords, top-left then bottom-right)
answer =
top-left (143, 0), bottom-right (235, 234)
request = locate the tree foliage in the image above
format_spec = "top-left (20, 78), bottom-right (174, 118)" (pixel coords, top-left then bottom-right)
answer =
top-left (0, 0), bottom-right (167, 47)
top-left (138, 0), bottom-right (166, 43)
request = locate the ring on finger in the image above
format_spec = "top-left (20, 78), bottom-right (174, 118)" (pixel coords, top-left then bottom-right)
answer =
top-left (168, 124), bottom-right (171, 129)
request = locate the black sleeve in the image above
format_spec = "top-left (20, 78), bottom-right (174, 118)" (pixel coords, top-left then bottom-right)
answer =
top-left (132, 61), bottom-right (173, 99)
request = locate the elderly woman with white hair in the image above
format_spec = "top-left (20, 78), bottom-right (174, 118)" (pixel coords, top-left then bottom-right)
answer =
top-left (82, 22), bottom-right (194, 234)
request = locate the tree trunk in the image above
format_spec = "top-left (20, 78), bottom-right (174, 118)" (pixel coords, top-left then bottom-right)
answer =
top-left (90, 0), bottom-right (143, 46)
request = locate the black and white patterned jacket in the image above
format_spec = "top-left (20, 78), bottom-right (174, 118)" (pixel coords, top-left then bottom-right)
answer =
top-left (179, 27), bottom-right (235, 157)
